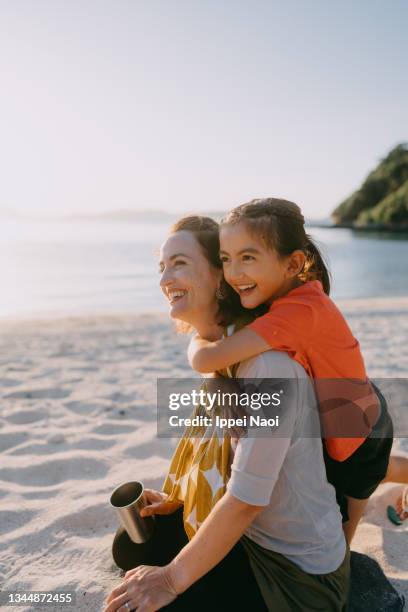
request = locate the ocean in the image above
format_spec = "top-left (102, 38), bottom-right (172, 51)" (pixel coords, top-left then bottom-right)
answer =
top-left (1, 219), bottom-right (408, 319)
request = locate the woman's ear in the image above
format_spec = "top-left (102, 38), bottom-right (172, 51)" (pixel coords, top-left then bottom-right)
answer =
top-left (286, 250), bottom-right (306, 278)
top-left (214, 267), bottom-right (223, 285)
top-left (212, 268), bottom-right (223, 296)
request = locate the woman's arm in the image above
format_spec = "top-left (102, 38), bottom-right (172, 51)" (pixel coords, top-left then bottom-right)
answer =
top-left (167, 491), bottom-right (264, 593)
top-left (165, 491), bottom-right (264, 593)
top-left (188, 327), bottom-right (270, 373)
top-left (105, 492), bottom-right (264, 611)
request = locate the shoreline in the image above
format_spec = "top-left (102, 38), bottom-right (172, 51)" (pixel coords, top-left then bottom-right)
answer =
top-left (1, 293), bottom-right (408, 325)
top-left (309, 222), bottom-right (408, 233)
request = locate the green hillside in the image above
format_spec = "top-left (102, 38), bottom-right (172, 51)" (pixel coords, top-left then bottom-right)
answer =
top-left (332, 143), bottom-right (408, 228)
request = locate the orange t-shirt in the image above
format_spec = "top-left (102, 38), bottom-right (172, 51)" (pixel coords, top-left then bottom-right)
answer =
top-left (248, 280), bottom-right (379, 462)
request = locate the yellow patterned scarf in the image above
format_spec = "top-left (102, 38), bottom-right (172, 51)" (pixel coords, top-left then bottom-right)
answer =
top-left (162, 392), bottom-right (232, 540)
top-left (162, 318), bottom-right (253, 539)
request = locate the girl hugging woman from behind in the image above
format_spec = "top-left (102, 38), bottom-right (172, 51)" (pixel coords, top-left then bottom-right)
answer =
top-left (188, 197), bottom-right (397, 543)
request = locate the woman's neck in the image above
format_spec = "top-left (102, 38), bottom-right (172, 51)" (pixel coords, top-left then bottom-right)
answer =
top-left (190, 310), bottom-right (224, 341)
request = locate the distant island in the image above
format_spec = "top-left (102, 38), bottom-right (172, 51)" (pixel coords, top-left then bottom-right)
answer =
top-left (0, 208), bottom-right (228, 223)
top-left (331, 143), bottom-right (408, 231)
top-left (3, 144), bottom-right (407, 230)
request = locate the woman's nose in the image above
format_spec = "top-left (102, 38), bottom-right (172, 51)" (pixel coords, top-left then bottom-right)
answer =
top-left (160, 267), bottom-right (174, 288)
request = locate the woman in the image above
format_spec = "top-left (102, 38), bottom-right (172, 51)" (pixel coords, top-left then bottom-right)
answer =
top-left (104, 216), bottom-right (350, 612)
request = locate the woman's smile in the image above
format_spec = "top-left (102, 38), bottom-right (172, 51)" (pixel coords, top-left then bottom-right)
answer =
top-left (166, 289), bottom-right (188, 304)
top-left (159, 230), bottom-right (222, 331)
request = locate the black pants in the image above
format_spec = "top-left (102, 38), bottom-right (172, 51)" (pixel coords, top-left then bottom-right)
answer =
top-left (323, 383), bottom-right (394, 522)
top-left (112, 508), bottom-right (267, 611)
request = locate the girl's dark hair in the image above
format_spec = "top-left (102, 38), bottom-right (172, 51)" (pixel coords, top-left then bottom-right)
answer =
top-left (221, 198), bottom-right (331, 295)
top-left (170, 215), bottom-right (259, 326)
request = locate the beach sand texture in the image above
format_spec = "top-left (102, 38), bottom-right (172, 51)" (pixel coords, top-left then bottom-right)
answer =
top-left (0, 299), bottom-right (407, 611)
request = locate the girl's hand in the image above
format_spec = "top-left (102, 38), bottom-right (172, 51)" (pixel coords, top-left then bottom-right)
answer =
top-left (103, 564), bottom-right (179, 612)
top-left (140, 489), bottom-right (183, 517)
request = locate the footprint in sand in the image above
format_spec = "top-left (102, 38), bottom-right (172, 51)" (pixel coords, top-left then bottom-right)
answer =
top-left (4, 409), bottom-right (47, 425)
top-left (5, 388), bottom-right (71, 400)
top-left (0, 456), bottom-right (108, 486)
top-left (124, 439), bottom-right (171, 461)
top-left (0, 378), bottom-right (21, 387)
top-left (0, 509), bottom-right (38, 536)
top-left (8, 436), bottom-right (115, 456)
top-left (64, 400), bottom-right (106, 415)
top-left (93, 423), bottom-right (130, 436)
top-left (0, 431), bottom-right (28, 452)
top-left (107, 391), bottom-right (136, 403)
top-left (31, 368), bottom-right (61, 380)
top-left (8, 442), bottom-right (56, 456)
top-left (6, 366), bottom-right (30, 373)
top-left (22, 488), bottom-right (62, 500)
top-left (116, 404), bottom-right (156, 422)
top-left (53, 502), bottom-right (114, 536)
top-left (69, 365), bottom-right (99, 372)
top-left (72, 437), bottom-right (116, 451)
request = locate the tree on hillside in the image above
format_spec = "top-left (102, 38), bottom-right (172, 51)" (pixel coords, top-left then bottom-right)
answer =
top-left (332, 143), bottom-right (408, 226)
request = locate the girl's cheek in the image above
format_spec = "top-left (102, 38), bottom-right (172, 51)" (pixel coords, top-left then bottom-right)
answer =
top-left (222, 266), bottom-right (230, 283)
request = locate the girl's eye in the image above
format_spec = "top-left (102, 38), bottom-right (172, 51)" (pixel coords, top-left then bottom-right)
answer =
top-left (174, 260), bottom-right (186, 266)
top-left (242, 254), bottom-right (255, 261)
top-left (220, 256), bottom-right (229, 263)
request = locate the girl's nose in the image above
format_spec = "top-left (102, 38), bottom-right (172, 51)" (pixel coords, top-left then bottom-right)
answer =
top-left (226, 261), bottom-right (242, 282)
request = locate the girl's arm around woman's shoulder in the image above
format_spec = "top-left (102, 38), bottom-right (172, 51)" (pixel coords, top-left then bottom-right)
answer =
top-left (188, 327), bottom-right (270, 373)
top-left (188, 300), bottom-right (317, 374)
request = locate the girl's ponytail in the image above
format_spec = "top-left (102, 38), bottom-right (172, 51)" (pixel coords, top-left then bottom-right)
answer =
top-left (302, 235), bottom-right (331, 295)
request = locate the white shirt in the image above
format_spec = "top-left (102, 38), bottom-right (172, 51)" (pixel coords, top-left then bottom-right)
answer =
top-left (226, 350), bottom-right (346, 575)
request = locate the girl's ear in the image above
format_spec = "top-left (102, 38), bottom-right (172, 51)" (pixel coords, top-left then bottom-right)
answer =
top-left (286, 250), bottom-right (306, 278)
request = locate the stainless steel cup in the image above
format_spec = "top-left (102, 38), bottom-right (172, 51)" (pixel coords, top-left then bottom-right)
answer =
top-left (110, 481), bottom-right (155, 544)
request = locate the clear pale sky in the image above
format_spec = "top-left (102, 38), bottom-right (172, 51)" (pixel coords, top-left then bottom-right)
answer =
top-left (1, 0), bottom-right (407, 219)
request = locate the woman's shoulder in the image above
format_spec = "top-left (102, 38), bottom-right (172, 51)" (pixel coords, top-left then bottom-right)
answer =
top-left (236, 350), bottom-right (309, 379)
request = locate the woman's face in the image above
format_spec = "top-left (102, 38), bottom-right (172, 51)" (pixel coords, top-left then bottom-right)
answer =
top-left (159, 230), bottom-right (221, 325)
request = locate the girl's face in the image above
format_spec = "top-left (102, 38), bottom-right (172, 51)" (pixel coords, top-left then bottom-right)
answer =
top-left (219, 222), bottom-right (298, 309)
top-left (159, 230), bottom-right (221, 325)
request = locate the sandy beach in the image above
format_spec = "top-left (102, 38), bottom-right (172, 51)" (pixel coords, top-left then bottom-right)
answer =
top-left (0, 297), bottom-right (407, 611)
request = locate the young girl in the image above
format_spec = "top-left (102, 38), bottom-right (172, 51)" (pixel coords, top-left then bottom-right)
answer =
top-left (188, 197), bottom-right (398, 543)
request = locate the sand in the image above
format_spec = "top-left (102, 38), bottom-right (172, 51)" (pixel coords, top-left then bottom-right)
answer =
top-left (0, 298), bottom-right (407, 611)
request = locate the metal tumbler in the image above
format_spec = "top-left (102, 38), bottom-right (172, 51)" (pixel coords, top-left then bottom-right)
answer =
top-left (110, 481), bottom-right (155, 544)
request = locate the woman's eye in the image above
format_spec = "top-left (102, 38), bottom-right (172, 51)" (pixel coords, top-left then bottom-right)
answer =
top-left (242, 254), bottom-right (255, 261)
top-left (174, 260), bottom-right (186, 266)
top-left (220, 256), bottom-right (229, 263)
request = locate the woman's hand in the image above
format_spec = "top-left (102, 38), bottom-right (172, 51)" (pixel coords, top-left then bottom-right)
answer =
top-left (140, 489), bottom-right (183, 517)
top-left (103, 564), bottom-right (179, 612)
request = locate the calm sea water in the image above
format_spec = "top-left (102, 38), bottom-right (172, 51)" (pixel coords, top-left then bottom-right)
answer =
top-left (1, 219), bottom-right (408, 319)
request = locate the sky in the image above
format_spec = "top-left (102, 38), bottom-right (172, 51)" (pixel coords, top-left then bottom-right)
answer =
top-left (0, 0), bottom-right (407, 219)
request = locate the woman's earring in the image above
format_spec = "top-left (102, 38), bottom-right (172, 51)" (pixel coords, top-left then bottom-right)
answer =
top-left (216, 285), bottom-right (225, 300)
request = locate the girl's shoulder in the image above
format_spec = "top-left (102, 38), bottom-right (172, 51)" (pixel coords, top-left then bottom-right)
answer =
top-left (273, 280), bottom-right (339, 317)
